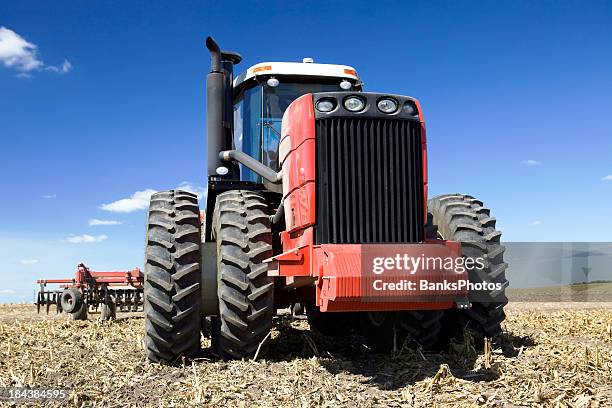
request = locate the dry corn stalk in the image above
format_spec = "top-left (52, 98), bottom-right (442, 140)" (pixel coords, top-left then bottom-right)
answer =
top-left (483, 337), bottom-right (492, 369)
top-left (0, 303), bottom-right (611, 407)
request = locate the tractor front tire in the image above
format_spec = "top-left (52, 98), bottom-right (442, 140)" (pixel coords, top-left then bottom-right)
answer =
top-left (359, 310), bottom-right (443, 352)
top-left (212, 190), bottom-right (274, 359)
top-left (144, 190), bottom-right (202, 363)
top-left (307, 307), bottom-right (358, 336)
top-left (428, 194), bottom-right (509, 344)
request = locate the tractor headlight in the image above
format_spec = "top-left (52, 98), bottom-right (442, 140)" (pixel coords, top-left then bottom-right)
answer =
top-left (403, 101), bottom-right (418, 115)
top-left (339, 80), bottom-right (352, 90)
top-left (266, 77), bottom-right (279, 87)
top-left (377, 98), bottom-right (398, 114)
top-left (316, 98), bottom-right (336, 113)
top-left (344, 96), bottom-right (366, 112)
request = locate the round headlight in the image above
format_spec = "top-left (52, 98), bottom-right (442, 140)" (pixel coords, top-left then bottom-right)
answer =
top-left (339, 80), bottom-right (352, 90)
top-left (377, 98), bottom-right (398, 114)
top-left (266, 77), bottom-right (279, 87)
top-left (403, 101), bottom-right (417, 115)
top-left (344, 96), bottom-right (366, 112)
top-left (316, 99), bottom-right (335, 113)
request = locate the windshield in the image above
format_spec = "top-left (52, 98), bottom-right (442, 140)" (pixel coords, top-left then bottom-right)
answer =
top-left (233, 79), bottom-right (350, 182)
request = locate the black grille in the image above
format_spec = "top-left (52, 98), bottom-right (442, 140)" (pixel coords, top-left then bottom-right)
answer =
top-left (315, 118), bottom-right (424, 244)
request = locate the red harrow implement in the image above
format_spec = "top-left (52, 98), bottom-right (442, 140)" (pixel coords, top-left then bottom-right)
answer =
top-left (36, 263), bottom-right (144, 320)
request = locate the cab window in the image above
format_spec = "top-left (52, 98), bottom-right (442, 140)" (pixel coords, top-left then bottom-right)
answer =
top-left (233, 85), bottom-right (262, 183)
top-left (233, 78), bottom-right (351, 182)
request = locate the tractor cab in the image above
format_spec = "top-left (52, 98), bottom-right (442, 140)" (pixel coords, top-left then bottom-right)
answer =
top-left (231, 61), bottom-right (361, 182)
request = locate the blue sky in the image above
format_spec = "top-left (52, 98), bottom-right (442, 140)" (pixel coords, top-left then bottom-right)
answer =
top-left (1, 1), bottom-right (611, 302)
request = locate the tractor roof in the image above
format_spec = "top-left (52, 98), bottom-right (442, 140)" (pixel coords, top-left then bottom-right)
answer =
top-left (233, 61), bottom-right (359, 89)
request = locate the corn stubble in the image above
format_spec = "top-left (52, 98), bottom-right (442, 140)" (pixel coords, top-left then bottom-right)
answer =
top-left (0, 303), bottom-right (610, 407)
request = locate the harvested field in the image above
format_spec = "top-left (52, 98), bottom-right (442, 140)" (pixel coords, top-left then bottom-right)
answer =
top-left (0, 303), bottom-right (611, 407)
top-left (507, 282), bottom-right (612, 303)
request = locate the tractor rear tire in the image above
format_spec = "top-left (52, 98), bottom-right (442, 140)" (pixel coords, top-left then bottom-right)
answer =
top-left (70, 302), bottom-right (88, 320)
top-left (60, 288), bottom-right (82, 314)
top-left (212, 190), bottom-right (274, 359)
top-left (428, 194), bottom-right (509, 344)
top-left (144, 190), bottom-right (202, 363)
top-left (359, 310), bottom-right (443, 352)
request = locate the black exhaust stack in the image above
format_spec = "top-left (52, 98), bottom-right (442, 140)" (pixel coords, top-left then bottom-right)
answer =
top-left (205, 36), bottom-right (241, 177)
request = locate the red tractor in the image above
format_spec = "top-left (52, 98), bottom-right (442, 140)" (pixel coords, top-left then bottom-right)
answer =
top-left (143, 37), bottom-right (508, 362)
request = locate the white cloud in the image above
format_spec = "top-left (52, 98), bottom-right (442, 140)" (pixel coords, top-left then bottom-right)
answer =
top-left (601, 175), bottom-right (612, 181)
top-left (45, 59), bottom-right (72, 74)
top-left (0, 27), bottom-right (71, 76)
top-left (0, 27), bottom-right (43, 71)
top-left (522, 159), bottom-right (542, 166)
top-left (99, 189), bottom-right (156, 213)
top-left (177, 182), bottom-right (206, 199)
top-left (20, 259), bottom-right (39, 265)
top-left (42, 194), bottom-right (57, 199)
top-left (66, 234), bottom-right (108, 244)
top-left (0, 289), bottom-right (16, 295)
top-left (99, 184), bottom-right (206, 214)
top-left (88, 218), bottom-right (122, 226)
top-left (529, 220), bottom-right (542, 226)
top-left (99, 185), bottom-right (205, 213)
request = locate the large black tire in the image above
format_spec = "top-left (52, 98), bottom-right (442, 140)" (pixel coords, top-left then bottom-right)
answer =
top-left (70, 302), bottom-right (88, 320)
top-left (359, 310), bottom-right (443, 352)
top-left (212, 190), bottom-right (274, 359)
top-left (307, 307), bottom-right (358, 336)
top-left (144, 190), bottom-right (202, 363)
top-left (60, 288), bottom-right (82, 314)
top-left (428, 194), bottom-right (509, 343)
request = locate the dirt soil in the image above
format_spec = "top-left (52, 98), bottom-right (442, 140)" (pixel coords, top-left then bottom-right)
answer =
top-left (0, 302), bottom-right (611, 407)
